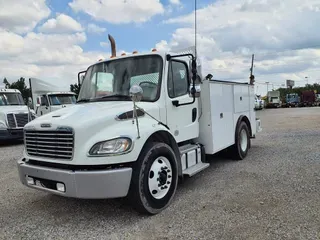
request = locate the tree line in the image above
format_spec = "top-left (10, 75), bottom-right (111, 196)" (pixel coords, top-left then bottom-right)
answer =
top-left (2, 77), bottom-right (80, 104)
top-left (274, 83), bottom-right (320, 101)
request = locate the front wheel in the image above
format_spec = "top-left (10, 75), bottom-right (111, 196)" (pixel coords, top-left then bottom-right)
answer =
top-left (127, 142), bottom-right (179, 215)
top-left (230, 121), bottom-right (250, 160)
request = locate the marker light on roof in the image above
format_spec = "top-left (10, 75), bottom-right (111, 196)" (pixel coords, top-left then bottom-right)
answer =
top-left (152, 48), bottom-right (157, 52)
top-left (132, 51), bottom-right (138, 54)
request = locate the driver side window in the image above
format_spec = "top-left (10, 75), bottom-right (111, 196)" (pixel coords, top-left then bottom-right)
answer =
top-left (41, 95), bottom-right (48, 106)
top-left (91, 72), bottom-right (114, 97)
top-left (168, 61), bottom-right (189, 98)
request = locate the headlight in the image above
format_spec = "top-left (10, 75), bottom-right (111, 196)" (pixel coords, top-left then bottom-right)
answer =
top-left (0, 122), bottom-right (7, 130)
top-left (89, 137), bottom-right (132, 156)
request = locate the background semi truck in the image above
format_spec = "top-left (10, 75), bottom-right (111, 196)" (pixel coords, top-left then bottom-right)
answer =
top-left (301, 90), bottom-right (316, 107)
top-left (29, 78), bottom-right (76, 116)
top-left (266, 90), bottom-right (281, 108)
top-left (285, 93), bottom-right (300, 107)
top-left (0, 88), bottom-right (36, 141)
top-left (17, 35), bottom-right (262, 215)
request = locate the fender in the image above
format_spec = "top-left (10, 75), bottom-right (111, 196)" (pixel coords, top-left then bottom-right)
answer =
top-left (78, 117), bottom-right (177, 166)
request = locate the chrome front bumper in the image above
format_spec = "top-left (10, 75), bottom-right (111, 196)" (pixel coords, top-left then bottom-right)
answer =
top-left (17, 159), bottom-right (132, 199)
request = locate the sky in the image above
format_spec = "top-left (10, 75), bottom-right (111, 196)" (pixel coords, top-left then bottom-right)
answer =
top-left (0, 0), bottom-right (320, 96)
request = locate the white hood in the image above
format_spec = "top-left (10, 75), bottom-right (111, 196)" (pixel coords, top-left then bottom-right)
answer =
top-left (26, 101), bottom-right (161, 133)
top-left (0, 105), bottom-right (28, 114)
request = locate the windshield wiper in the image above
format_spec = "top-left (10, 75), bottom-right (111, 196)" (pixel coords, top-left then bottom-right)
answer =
top-left (96, 94), bottom-right (132, 101)
top-left (76, 98), bottom-right (91, 103)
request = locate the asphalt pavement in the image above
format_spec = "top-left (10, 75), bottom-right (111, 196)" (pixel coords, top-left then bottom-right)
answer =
top-left (0, 107), bottom-right (319, 240)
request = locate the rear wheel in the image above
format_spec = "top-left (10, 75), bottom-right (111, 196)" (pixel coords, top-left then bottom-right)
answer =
top-left (230, 121), bottom-right (250, 160)
top-left (127, 142), bottom-right (178, 215)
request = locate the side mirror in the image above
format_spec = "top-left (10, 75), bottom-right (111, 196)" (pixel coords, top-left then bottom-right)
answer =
top-left (189, 84), bottom-right (201, 98)
top-left (36, 96), bottom-right (41, 107)
top-left (78, 70), bottom-right (86, 86)
top-left (129, 85), bottom-right (143, 103)
top-left (27, 97), bottom-right (33, 109)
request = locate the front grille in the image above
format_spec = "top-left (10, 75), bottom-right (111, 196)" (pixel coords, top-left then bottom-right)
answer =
top-left (15, 113), bottom-right (29, 127)
top-left (7, 114), bottom-right (16, 128)
top-left (25, 129), bottom-right (74, 160)
top-left (7, 113), bottom-right (30, 128)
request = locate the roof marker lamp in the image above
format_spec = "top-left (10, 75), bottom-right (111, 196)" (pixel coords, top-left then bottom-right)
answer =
top-left (89, 137), bottom-right (132, 156)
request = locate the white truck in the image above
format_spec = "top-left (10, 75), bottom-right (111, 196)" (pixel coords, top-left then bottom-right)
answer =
top-left (29, 78), bottom-right (77, 116)
top-left (0, 88), bottom-right (36, 141)
top-left (17, 35), bottom-right (262, 215)
top-left (266, 90), bottom-right (281, 108)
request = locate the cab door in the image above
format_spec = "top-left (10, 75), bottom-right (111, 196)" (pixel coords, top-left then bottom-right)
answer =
top-left (165, 59), bottom-right (199, 143)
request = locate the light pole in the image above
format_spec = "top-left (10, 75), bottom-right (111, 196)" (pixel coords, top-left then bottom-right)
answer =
top-left (266, 81), bottom-right (269, 93)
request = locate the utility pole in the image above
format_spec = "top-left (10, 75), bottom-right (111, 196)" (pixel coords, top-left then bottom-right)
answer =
top-left (266, 81), bottom-right (269, 93)
top-left (249, 54), bottom-right (255, 85)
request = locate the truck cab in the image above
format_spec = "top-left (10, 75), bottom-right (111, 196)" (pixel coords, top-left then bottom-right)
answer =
top-left (17, 35), bottom-right (262, 215)
top-left (29, 78), bottom-right (76, 116)
top-left (286, 93), bottom-right (300, 107)
top-left (35, 92), bottom-right (76, 116)
top-left (0, 88), bottom-right (36, 141)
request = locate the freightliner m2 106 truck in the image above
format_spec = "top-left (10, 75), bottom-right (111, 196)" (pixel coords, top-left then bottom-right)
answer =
top-left (17, 35), bottom-right (262, 215)
top-left (29, 78), bottom-right (76, 117)
top-left (0, 88), bottom-right (36, 141)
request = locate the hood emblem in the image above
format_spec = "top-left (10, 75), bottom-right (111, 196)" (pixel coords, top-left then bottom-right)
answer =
top-left (41, 123), bottom-right (52, 128)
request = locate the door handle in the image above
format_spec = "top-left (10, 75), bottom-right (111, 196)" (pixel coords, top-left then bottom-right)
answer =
top-left (220, 113), bottom-right (223, 118)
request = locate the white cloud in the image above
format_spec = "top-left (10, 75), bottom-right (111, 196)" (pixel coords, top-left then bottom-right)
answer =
top-left (157, 0), bottom-right (320, 95)
top-left (87, 23), bottom-right (106, 34)
top-left (170, 0), bottom-right (181, 5)
top-left (69, 0), bottom-right (164, 24)
top-left (100, 42), bottom-right (109, 48)
top-left (38, 13), bottom-right (83, 34)
top-left (0, 28), bottom-right (105, 84)
top-left (0, 0), bottom-right (50, 34)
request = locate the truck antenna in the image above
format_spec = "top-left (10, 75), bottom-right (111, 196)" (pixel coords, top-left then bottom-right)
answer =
top-left (194, 0), bottom-right (198, 60)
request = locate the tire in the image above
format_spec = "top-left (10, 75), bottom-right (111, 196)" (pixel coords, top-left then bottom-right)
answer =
top-left (127, 142), bottom-right (179, 215)
top-left (230, 121), bottom-right (250, 160)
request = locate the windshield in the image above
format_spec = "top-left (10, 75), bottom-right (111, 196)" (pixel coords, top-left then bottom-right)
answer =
top-left (0, 93), bottom-right (24, 106)
top-left (78, 55), bottom-right (163, 102)
top-left (48, 94), bottom-right (76, 105)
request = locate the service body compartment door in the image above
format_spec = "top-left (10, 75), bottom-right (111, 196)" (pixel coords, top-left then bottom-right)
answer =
top-left (234, 85), bottom-right (250, 113)
top-left (210, 83), bottom-right (235, 152)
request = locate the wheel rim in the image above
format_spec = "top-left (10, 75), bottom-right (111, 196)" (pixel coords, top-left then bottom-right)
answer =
top-left (240, 129), bottom-right (248, 152)
top-left (148, 156), bottom-right (172, 200)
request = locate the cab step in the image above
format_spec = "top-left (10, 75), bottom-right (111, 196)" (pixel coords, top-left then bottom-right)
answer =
top-left (179, 143), bottom-right (210, 177)
top-left (182, 162), bottom-right (210, 177)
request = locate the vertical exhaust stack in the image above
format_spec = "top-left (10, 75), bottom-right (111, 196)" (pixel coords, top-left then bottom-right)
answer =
top-left (108, 34), bottom-right (116, 58)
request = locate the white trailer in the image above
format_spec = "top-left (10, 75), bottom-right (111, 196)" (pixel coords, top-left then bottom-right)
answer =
top-left (267, 90), bottom-right (281, 108)
top-left (0, 88), bottom-right (36, 141)
top-left (17, 35), bottom-right (262, 215)
top-left (29, 78), bottom-right (76, 116)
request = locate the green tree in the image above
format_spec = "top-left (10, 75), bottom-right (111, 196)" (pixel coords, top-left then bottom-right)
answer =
top-left (274, 83), bottom-right (320, 103)
top-left (3, 77), bottom-right (31, 104)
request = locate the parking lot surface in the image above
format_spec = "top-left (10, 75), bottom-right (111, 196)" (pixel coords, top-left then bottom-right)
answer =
top-left (0, 108), bottom-right (319, 240)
